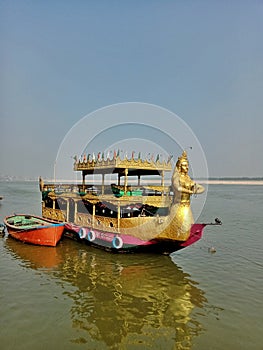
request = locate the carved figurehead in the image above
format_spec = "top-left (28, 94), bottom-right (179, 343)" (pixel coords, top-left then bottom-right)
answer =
top-left (171, 151), bottom-right (205, 205)
top-left (162, 151), bottom-right (205, 240)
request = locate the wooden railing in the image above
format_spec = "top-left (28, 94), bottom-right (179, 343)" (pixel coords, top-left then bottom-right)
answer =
top-left (42, 183), bottom-right (171, 197)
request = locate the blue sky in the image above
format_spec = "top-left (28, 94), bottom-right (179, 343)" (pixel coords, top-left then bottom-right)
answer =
top-left (1, 0), bottom-right (263, 178)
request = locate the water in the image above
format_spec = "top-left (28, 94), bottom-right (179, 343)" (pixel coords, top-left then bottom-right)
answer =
top-left (0, 182), bottom-right (262, 350)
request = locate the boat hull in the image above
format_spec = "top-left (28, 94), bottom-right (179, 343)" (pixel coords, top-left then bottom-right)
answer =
top-left (64, 222), bottom-right (206, 254)
top-left (4, 214), bottom-right (65, 247)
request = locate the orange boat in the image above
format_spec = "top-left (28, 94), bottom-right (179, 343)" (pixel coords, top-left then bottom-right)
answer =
top-left (4, 214), bottom-right (65, 247)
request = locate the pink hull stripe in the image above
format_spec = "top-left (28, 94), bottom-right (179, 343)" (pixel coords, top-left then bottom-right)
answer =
top-left (94, 230), bottom-right (155, 246)
top-left (65, 223), bottom-right (205, 248)
top-left (65, 223), bottom-right (156, 246)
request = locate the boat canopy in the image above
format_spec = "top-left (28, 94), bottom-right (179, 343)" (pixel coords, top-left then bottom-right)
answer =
top-left (74, 157), bottom-right (172, 177)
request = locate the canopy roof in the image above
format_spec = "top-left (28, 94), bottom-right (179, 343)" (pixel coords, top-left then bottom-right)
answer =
top-left (74, 157), bottom-right (172, 177)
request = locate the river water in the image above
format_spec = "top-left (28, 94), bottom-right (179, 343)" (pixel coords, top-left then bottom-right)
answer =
top-left (0, 182), bottom-right (262, 350)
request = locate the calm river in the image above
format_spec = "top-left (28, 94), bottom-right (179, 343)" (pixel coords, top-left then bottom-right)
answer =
top-left (0, 182), bottom-right (262, 350)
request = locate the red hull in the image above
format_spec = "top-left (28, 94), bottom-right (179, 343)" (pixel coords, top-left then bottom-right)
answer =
top-left (4, 214), bottom-right (65, 247)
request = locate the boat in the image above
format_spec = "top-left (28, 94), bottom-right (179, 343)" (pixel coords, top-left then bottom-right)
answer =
top-left (39, 151), bottom-right (221, 254)
top-left (4, 214), bottom-right (65, 247)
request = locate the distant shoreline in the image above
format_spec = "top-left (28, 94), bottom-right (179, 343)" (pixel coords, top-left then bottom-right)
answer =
top-left (198, 180), bottom-right (263, 185)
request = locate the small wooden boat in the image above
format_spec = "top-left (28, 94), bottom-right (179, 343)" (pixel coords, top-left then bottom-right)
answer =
top-left (4, 214), bottom-right (65, 247)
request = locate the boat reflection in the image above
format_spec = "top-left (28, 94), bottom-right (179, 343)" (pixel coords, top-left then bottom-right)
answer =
top-left (5, 237), bottom-right (63, 269)
top-left (5, 237), bottom-right (207, 349)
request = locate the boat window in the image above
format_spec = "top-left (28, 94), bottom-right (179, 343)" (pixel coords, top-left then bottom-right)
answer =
top-left (95, 202), bottom-right (118, 218)
top-left (56, 198), bottom-right (67, 210)
top-left (77, 200), bottom-right (92, 214)
top-left (44, 197), bottom-right (53, 208)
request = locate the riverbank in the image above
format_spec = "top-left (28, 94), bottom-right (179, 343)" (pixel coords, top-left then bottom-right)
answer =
top-left (199, 180), bottom-right (263, 185)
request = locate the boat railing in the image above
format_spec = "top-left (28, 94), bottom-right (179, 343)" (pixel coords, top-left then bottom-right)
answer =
top-left (42, 183), bottom-right (172, 197)
top-left (42, 206), bottom-right (66, 222)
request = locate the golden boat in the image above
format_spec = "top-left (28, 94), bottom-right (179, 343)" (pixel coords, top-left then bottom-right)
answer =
top-left (39, 151), bottom-right (221, 254)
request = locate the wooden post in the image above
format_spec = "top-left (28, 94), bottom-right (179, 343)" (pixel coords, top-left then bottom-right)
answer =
top-left (82, 172), bottom-right (85, 191)
top-left (124, 168), bottom-right (128, 194)
top-left (74, 201), bottom-right (77, 223)
top-left (102, 174), bottom-right (105, 195)
top-left (161, 170), bottom-right (164, 196)
top-left (92, 204), bottom-right (95, 227)
top-left (117, 202), bottom-right (120, 231)
top-left (66, 200), bottom-right (70, 222)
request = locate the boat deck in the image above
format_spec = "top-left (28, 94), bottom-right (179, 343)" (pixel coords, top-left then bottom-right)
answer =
top-left (43, 184), bottom-right (172, 207)
top-left (6, 215), bottom-right (51, 229)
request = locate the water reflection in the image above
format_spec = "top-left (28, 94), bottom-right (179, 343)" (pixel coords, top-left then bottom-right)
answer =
top-left (5, 238), bottom-right (207, 349)
top-left (5, 237), bottom-right (63, 269)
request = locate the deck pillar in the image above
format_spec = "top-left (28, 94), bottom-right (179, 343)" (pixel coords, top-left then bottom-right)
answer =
top-left (66, 200), bottom-right (70, 222)
top-left (92, 204), bottom-right (95, 226)
top-left (102, 174), bottom-right (105, 194)
top-left (124, 168), bottom-right (128, 194)
top-left (117, 202), bottom-right (120, 230)
top-left (161, 170), bottom-right (164, 196)
top-left (82, 172), bottom-right (86, 191)
top-left (74, 201), bottom-right (77, 223)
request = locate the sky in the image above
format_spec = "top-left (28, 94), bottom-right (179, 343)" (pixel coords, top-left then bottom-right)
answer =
top-left (1, 0), bottom-right (263, 179)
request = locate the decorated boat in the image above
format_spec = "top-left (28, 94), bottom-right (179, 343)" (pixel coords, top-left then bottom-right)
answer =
top-left (4, 214), bottom-right (65, 247)
top-left (39, 151), bottom-right (221, 254)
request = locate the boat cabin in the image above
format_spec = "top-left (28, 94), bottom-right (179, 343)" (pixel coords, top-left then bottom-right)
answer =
top-left (40, 155), bottom-right (173, 232)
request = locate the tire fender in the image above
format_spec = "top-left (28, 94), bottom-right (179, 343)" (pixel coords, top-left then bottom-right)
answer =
top-left (112, 236), bottom-right (123, 249)
top-left (78, 227), bottom-right (87, 239)
top-left (87, 230), bottom-right (96, 242)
